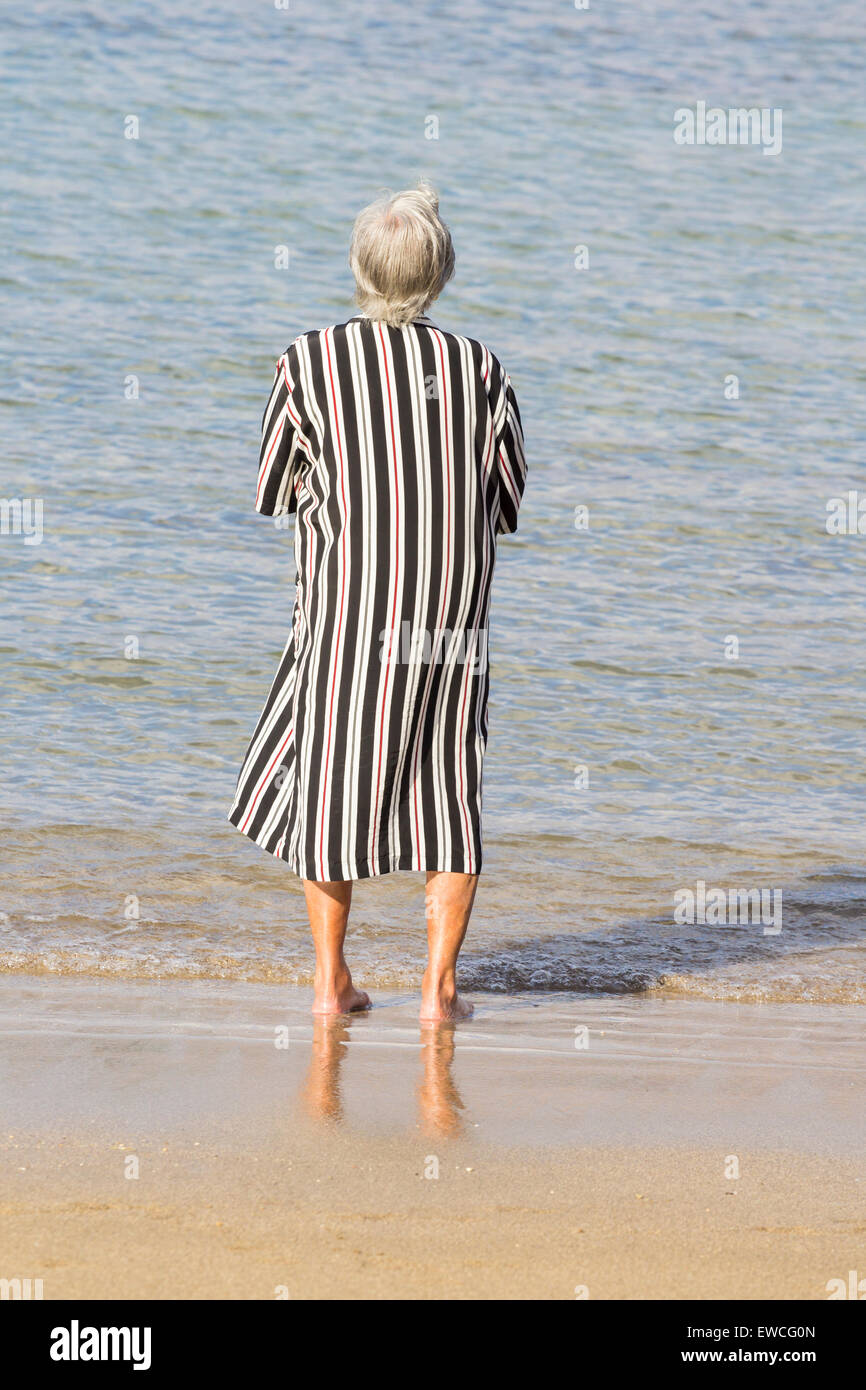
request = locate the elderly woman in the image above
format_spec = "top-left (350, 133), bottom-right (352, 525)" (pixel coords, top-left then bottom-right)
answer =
top-left (229, 183), bottom-right (526, 1020)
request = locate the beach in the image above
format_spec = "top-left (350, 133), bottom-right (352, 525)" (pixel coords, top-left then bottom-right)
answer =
top-left (2, 0), bottom-right (865, 1305)
top-left (2, 976), bottom-right (863, 1300)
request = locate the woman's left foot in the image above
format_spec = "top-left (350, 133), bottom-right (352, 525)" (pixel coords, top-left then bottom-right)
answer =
top-left (420, 990), bottom-right (473, 1022)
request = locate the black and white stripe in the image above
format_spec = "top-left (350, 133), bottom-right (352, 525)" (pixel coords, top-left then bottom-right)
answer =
top-left (228, 314), bottom-right (526, 881)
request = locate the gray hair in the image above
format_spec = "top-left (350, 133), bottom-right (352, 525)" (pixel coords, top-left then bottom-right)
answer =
top-left (349, 182), bottom-right (455, 327)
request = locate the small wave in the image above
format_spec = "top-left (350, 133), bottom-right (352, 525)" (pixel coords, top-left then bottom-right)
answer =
top-left (458, 954), bottom-right (655, 995)
top-left (649, 973), bottom-right (866, 1005)
top-left (2, 942), bottom-right (863, 1004)
top-left (0, 949), bottom-right (316, 987)
top-left (458, 956), bottom-right (866, 1004)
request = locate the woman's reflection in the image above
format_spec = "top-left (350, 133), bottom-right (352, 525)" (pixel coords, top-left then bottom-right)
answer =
top-left (301, 1015), bottom-right (467, 1135)
top-left (417, 1021), bottom-right (465, 1137)
top-left (301, 1014), bottom-right (352, 1123)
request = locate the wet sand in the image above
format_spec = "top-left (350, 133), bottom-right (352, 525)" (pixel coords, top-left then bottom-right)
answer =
top-left (1, 977), bottom-right (864, 1299)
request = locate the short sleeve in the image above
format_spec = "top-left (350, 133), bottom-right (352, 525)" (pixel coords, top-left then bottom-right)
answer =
top-left (255, 344), bottom-right (307, 517)
top-left (490, 366), bottom-right (527, 536)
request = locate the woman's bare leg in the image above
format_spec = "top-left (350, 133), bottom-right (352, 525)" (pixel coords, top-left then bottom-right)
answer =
top-left (303, 879), bottom-right (371, 1015)
top-left (420, 871), bottom-right (478, 1021)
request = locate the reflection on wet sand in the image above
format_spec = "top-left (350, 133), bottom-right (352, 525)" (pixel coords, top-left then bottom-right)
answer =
top-left (417, 1022), bottom-right (465, 1137)
top-left (300, 1015), bottom-right (466, 1136)
top-left (300, 1015), bottom-right (352, 1123)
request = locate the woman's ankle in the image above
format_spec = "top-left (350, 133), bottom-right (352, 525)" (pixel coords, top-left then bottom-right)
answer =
top-left (422, 967), bottom-right (458, 997)
top-left (315, 960), bottom-right (351, 992)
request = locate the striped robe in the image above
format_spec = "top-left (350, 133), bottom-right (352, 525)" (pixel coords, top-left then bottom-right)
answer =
top-left (228, 314), bottom-right (526, 881)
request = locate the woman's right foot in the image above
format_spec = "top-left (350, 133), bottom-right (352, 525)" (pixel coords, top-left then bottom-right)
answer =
top-left (420, 975), bottom-right (473, 1021)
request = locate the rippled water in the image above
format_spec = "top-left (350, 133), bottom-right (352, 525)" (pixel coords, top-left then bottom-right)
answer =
top-left (1, 1), bottom-right (864, 1000)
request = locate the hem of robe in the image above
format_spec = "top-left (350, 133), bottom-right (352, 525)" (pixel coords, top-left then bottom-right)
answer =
top-left (227, 811), bottom-right (481, 882)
